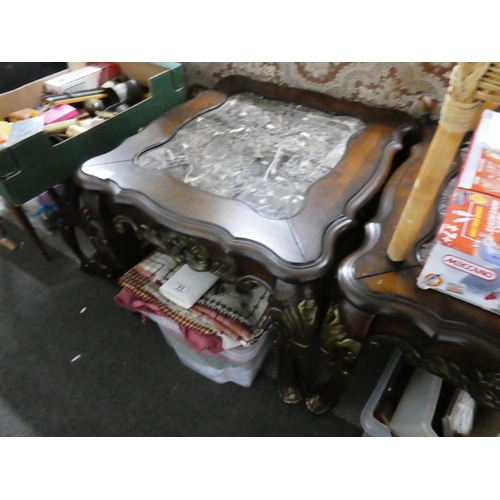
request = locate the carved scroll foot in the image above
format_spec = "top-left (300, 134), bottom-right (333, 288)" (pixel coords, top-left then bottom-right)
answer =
top-left (306, 304), bottom-right (362, 415)
top-left (269, 281), bottom-right (323, 405)
top-left (277, 344), bottom-right (305, 404)
top-left (306, 377), bottom-right (345, 415)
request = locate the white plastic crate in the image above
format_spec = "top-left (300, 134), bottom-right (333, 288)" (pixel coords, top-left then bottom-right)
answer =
top-left (145, 312), bottom-right (274, 387)
top-left (361, 348), bottom-right (446, 437)
top-left (390, 367), bottom-right (443, 437)
top-left (360, 349), bottom-right (402, 437)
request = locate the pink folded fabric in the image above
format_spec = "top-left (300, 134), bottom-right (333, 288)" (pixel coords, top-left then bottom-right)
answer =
top-left (114, 288), bottom-right (224, 353)
top-left (115, 288), bottom-right (163, 316)
top-left (179, 325), bottom-right (223, 353)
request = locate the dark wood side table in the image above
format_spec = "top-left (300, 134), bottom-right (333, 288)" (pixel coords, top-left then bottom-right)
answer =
top-left (317, 125), bottom-right (500, 414)
top-left (69, 76), bottom-right (418, 405)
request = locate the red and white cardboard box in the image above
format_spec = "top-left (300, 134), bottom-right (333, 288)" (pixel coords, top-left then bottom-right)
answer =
top-left (43, 66), bottom-right (101, 94)
top-left (417, 110), bottom-right (500, 315)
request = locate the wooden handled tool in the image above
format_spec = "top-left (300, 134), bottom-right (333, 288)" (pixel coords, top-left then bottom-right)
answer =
top-left (387, 63), bottom-right (498, 262)
top-left (387, 126), bottom-right (466, 261)
top-left (0, 222), bottom-right (19, 251)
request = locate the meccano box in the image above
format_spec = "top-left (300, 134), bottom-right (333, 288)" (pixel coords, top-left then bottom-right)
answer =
top-left (0, 62), bottom-right (186, 206)
top-left (418, 188), bottom-right (500, 315)
top-left (417, 110), bottom-right (500, 315)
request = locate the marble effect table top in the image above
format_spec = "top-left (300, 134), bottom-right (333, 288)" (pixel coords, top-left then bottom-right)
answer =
top-left (136, 92), bottom-right (365, 219)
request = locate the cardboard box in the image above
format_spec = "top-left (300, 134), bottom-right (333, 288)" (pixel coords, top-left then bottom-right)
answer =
top-left (0, 62), bottom-right (186, 206)
top-left (418, 110), bottom-right (500, 315)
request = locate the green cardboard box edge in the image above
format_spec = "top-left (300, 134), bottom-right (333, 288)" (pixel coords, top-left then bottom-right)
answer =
top-left (0, 63), bottom-right (186, 206)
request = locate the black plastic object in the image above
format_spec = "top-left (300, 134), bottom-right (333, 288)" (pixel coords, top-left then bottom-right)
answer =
top-left (105, 80), bottom-right (144, 108)
top-left (0, 63), bottom-right (68, 93)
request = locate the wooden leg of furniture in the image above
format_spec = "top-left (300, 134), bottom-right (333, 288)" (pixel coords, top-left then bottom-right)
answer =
top-left (306, 302), bottom-right (370, 415)
top-left (6, 201), bottom-right (51, 260)
top-left (269, 280), bottom-right (324, 404)
top-left (48, 185), bottom-right (89, 265)
top-left (48, 185), bottom-right (124, 284)
top-left (276, 342), bottom-right (305, 404)
top-left (75, 190), bottom-right (126, 283)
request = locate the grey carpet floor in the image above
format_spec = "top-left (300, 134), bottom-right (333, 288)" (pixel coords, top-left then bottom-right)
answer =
top-left (0, 214), bottom-right (394, 436)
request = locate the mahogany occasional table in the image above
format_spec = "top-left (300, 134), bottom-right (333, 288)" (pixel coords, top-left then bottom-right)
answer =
top-left (69, 76), bottom-right (418, 406)
top-left (310, 125), bottom-right (500, 415)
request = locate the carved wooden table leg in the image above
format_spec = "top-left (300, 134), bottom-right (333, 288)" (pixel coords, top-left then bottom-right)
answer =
top-left (49, 185), bottom-right (124, 283)
top-left (306, 301), bottom-right (370, 415)
top-left (269, 280), bottom-right (324, 404)
top-left (48, 184), bottom-right (89, 265)
top-left (78, 191), bottom-right (131, 283)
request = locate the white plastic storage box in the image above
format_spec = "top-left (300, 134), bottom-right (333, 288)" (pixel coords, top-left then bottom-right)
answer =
top-left (360, 349), bottom-right (402, 437)
top-left (145, 313), bottom-right (274, 387)
top-left (361, 349), bottom-right (445, 437)
top-left (390, 367), bottom-right (443, 437)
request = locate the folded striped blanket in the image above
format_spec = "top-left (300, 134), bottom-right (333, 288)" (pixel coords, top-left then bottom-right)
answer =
top-left (115, 251), bottom-right (271, 353)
